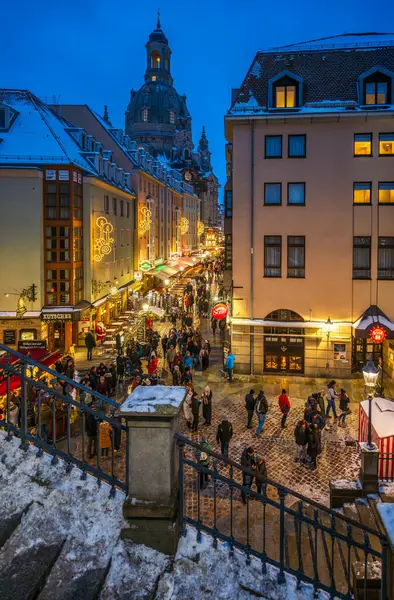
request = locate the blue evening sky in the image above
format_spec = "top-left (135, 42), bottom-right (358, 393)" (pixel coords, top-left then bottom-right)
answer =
top-left (3, 0), bottom-right (393, 198)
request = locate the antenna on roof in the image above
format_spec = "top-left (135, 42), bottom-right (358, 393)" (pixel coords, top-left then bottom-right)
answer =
top-left (39, 95), bottom-right (60, 106)
top-left (157, 8), bottom-right (161, 28)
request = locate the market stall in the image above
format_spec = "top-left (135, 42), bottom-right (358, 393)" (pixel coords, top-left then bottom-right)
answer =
top-left (358, 396), bottom-right (394, 480)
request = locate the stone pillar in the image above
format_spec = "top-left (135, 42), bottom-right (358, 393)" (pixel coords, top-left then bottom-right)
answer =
top-left (359, 441), bottom-right (380, 495)
top-left (120, 385), bottom-right (187, 555)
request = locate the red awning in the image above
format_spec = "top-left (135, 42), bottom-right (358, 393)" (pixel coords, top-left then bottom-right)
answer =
top-left (0, 351), bottom-right (63, 397)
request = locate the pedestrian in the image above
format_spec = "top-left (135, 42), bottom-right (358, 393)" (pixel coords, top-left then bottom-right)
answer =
top-left (245, 389), bottom-right (256, 429)
top-left (254, 456), bottom-right (267, 495)
top-left (225, 351), bottom-right (235, 382)
top-left (307, 424), bottom-right (321, 470)
top-left (338, 388), bottom-right (350, 427)
top-left (241, 446), bottom-right (255, 504)
top-left (200, 347), bottom-right (209, 371)
top-left (197, 434), bottom-right (212, 490)
top-left (86, 406), bottom-right (98, 458)
top-left (211, 317), bottom-right (217, 336)
top-left (202, 385), bottom-right (212, 425)
top-left (116, 355), bottom-right (125, 382)
top-left (99, 417), bottom-right (112, 458)
top-left (294, 419), bottom-right (308, 463)
top-left (183, 350), bottom-right (193, 370)
top-left (148, 354), bottom-right (158, 375)
top-left (38, 398), bottom-right (51, 443)
top-left (255, 390), bottom-right (268, 436)
top-left (219, 318), bottom-right (226, 338)
top-left (216, 415), bottom-right (233, 457)
top-left (191, 392), bottom-right (201, 432)
top-left (326, 380), bottom-right (338, 421)
top-left (278, 389), bottom-right (290, 428)
top-left (183, 385), bottom-right (193, 428)
top-left (96, 375), bottom-right (109, 398)
top-left (166, 345), bottom-right (176, 373)
top-left (172, 365), bottom-right (182, 386)
top-left (182, 367), bottom-right (193, 385)
top-left (85, 331), bottom-right (96, 361)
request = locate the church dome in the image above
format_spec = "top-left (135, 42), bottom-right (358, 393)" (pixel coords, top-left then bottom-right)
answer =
top-left (149, 26), bottom-right (168, 44)
top-left (126, 81), bottom-right (191, 130)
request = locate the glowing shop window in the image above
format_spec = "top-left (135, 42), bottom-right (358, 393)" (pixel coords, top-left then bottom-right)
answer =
top-left (152, 76), bottom-right (157, 81)
top-left (353, 183), bottom-right (371, 204)
top-left (379, 134), bottom-right (394, 156)
top-left (354, 134), bottom-right (372, 156)
top-left (379, 183), bottom-right (394, 204)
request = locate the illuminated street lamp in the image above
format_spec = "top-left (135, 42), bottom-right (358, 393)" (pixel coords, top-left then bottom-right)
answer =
top-left (362, 359), bottom-right (380, 450)
top-left (180, 266), bottom-right (185, 272)
top-left (165, 279), bottom-right (170, 287)
top-left (324, 317), bottom-right (334, 369)
top-left (142, 303), bottom-right (149, 312)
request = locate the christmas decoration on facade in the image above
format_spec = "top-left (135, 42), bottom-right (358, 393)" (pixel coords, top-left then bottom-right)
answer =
top-left (180, 217), bottom-right (189, 235)
top-left (197, 221), bottom-right (205, 236)
top-left (94, 216), bottom-right (114, 262)
top-left (139, 206), bottom-right (152, 235)
top-left (369, 325), bottom-right (387, 344)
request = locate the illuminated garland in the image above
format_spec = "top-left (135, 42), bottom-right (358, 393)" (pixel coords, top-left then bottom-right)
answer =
top-left (94, 216), bottom-right (114, 262)
top-left (180, 217), bottom-right (189, 235)
top-left (197, 221), bottom-right (204, 236)
top-left (140, 206), bottom-right (152, 235)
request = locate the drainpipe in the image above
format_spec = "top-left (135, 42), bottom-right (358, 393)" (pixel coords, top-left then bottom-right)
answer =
top-left (250, 122), bottom-right (255, 375)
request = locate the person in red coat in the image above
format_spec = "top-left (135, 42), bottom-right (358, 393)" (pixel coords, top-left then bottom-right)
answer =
top-left (278, 389), bottom-right (290, 428)
top-left (148, 355), bottom-right (158, 375)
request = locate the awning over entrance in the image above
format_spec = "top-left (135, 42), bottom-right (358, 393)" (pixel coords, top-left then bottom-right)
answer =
top-left (353, 305), bottom-right (394, 339)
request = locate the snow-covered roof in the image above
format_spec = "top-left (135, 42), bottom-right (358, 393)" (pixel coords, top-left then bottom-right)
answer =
top-left (120, 385), bottom-right (186, 414)
top-left (0, 90), bottom-right (95, 172)
top-left (360, 397), bottom-right (394, 439)
top-left (265, 33), bottom-right (394, 54)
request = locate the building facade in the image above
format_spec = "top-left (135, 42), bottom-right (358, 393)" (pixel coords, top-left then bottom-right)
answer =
top-left (125, 16), bottom-right (220, 232)
top-left (0, 90), bottom-right (135, 352)
top-left (225, 33), bottom-right (394, 379)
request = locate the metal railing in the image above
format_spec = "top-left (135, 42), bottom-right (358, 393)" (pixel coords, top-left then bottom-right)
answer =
top-left (175, 434), bottom-right (390, 600)
top-left (0, 344), bottom-right (128, 496)
top-left (379, 453), bottom-right (394, 481)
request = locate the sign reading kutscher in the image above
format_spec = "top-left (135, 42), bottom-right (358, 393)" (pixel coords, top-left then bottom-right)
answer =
top-left (41, 311), bottom-right (73, 321)
top-left (212, 303), bottom-right (229, 321)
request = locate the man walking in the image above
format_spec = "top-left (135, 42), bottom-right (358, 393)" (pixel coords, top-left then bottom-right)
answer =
top-left (245, 389), bottom-right (256, 429)
top-left (255, 390), bottom-right (268, 436)
top-left (278, 389), bottom-right (290, 428)
top-left (85, 331), bottom-right (96, 361)
top-left (225, 351), bottom-right (235, 382)
top-left (216, 415), bottom-right (233, 457)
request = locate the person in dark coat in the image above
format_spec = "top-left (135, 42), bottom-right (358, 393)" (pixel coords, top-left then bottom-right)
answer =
top-left (294, 419), bottom-right (308, 463)
top-left (254, 456), bottom-right (267, 495)
top-left (85, 331), bottom-right (96, 361)
top-left (96, 376), bottom-right (108, 398)
top-left (338, 389), bottom-right (350, 427)
top-left (172, 365), bottom-right (182, 386)
top-left (216, 416), bottom-right (233, 456)
top-left (211, 318), bottom-right (217, 336)
top-left (307, 424), bottom-right (321, 470)
top-left (89, 366), bottom-right (98, 391)
top-left (201, 386), bottom-right (212, 425)
top-left (241, 446), bottom-right (255, 504)
top-left (245, 389), bottom-right (256, 429)
top-left (191, 392), bottom-right (201, 432)
top-left (255, 390), bottom-right (269, 436)
top-left (116, 355), bottom-right (125, 381)
top-left (86, 408), bottom-right (98, 458)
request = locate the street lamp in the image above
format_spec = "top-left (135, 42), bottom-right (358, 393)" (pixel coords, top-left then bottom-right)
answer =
top-left (324, 317), bottom-right (334, 369)
top-left (142, 303), bottom-right (149, 312)
top-left (362, 359), bottom-right (380, 450)
top-left (180, 266), bottom-right (185, 272)
top-left (165, 279), bottom-right (170, 287)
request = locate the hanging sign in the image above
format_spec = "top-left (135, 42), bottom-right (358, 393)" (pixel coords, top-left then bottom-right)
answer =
top-left (58, 170), bottom-right (69, 181)
top-left (370, 325), bottom-right (387, 344)
top-left (45, 170), bottom-right (56, 180)
top-left (212, 303), bottom-right (228, 321)
top-left (18, 340), bottom-right (47, 350)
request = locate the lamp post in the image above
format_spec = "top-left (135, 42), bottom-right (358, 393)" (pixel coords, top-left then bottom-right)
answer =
top-left (324, 317), bottom-right (334, 369)
top-left (362, 359), bottom-right (380, 450)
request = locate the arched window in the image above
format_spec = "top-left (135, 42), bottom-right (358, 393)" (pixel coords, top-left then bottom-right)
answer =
top-left (151, 51), bottom-right (161, 70)
top-left (141, 108), bottom-right (149, 123)
top-left (169, 110), bottom-right (175, 124)
top-left (184, 149), bottom-right (190, 160)
top-left (364, 72), bottom-right (390, 105)
top-left (264, 309), bottom-right (304, 322)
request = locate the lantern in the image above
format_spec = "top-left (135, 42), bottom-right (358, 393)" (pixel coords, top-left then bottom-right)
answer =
top-left (369, 325), bottom-right (387, 344)
top-left (362, 359), bottom-right (380, 389)
top-left (212, 303), bottom-right (229, 321)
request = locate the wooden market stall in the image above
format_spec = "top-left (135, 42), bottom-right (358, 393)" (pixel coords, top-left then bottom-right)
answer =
top-left (358, 396), bottom-right (394, 480)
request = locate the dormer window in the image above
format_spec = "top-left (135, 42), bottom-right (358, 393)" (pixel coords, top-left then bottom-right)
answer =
top-left (275, 78), bottom-right (296, 108)
top-left (365, 76), bottom-right (389, 105)
top-left (142, 108), bottom-right (149, 123)
top-left (0, 104), bottom-right (18, 131)
top-left (0, 108), bottom-right (5, 129)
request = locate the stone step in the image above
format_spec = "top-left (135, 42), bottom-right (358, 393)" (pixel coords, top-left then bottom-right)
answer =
top-left (304, 505), bottom-right (332, 590)
top-left (317, 509), bottom-right (349, 596)
top-left (0, 503), bottom-right (32, 549)
top-left (355, 498), bottom-right (382, 555)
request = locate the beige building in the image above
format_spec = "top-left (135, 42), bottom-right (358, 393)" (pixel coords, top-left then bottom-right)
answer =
top-left (225, 33), bottom-right (394, 380)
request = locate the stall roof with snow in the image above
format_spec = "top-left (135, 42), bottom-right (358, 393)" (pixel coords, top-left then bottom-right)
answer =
top-left (360, 397), bottom-right (394, 439)
top-left (120, 385), bottom-right (186, 416)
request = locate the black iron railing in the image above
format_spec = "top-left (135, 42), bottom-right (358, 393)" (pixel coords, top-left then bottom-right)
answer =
top-left (0, 344), bottom-right (128, 496)
top-left (175, 434), bottom-right (389, 600)
top-left (379, 453), bottom-right (394, 481)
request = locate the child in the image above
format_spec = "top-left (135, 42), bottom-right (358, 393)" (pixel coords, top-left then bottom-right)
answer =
top-left (338, 388), bottom-right (350, 427)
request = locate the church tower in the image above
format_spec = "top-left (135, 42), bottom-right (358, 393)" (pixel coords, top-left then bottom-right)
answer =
top-left (198, 126), bottom-right (212, 173)
top-left (144, 12), bottom-right (173, 86)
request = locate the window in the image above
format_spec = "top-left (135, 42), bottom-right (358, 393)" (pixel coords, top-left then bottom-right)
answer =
top-left (274, 78), bottom-right (296, 108)
top-left (265, 135), bottom-right (282, 158)
top-left (120, 200), bottom-right (124, 216)
top-left (112, 197), bottom-right (117, 215)
top-left (225, 234), bottom-right (232, 270)
top-left (264, 183), bottom-right (281, 205)
top-left (224, 190), bottom-right (232, 217)
top-left (353, 182), bottom-right (371, 205)
top-left (378, 238), bottom-right (394, 279)
top-left (104, 195), bottom-right (109, 214)
top-left (288, 135), bottom-right (306, 158)
top-left (354, 134), bottom-right (372, 156)
top-left (378, 183), bottom-right (394, 204)
top-left (264, 236), bottom-right (281, 277)
top-left (288, 183), bottom-right (305, 205)
top-left (364, 73), bottom-right (390, 105)
top-left (142, 108), bottom-right (149, 122)
top-left (126, 202), bottom-right (130, 218)
top-left (0, 108), bottom-right (5, 129)
top-left (353, 237), bottom-right (371, 279)
top-left (379, 133), bottom-right (394, 156)
top-left (169, 111), bottom-right (175, 124)
top-left (287, 236), bottom-right (305, 278)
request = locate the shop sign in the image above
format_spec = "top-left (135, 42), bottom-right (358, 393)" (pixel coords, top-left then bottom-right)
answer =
top-left (139, 261), bottom-right (152, 271)
top-left (212, 303), bottom-right (229, 321)
top-left (41, 312), bottom-right (73, 321)
top-left (171, 252), bottom-right (181, 260)
top-left (370, 325), bottom-right (387, 344)
top-left (18, 340), bottom-right (47, 350)
top-left (333, 343), bottom-right (346, 361)
top-left (45, 169), bottom-right (56, 180)
top-left (58, 170), bottom-right (69, 181)
top-left (3, 330), bottom-right (16, 345)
